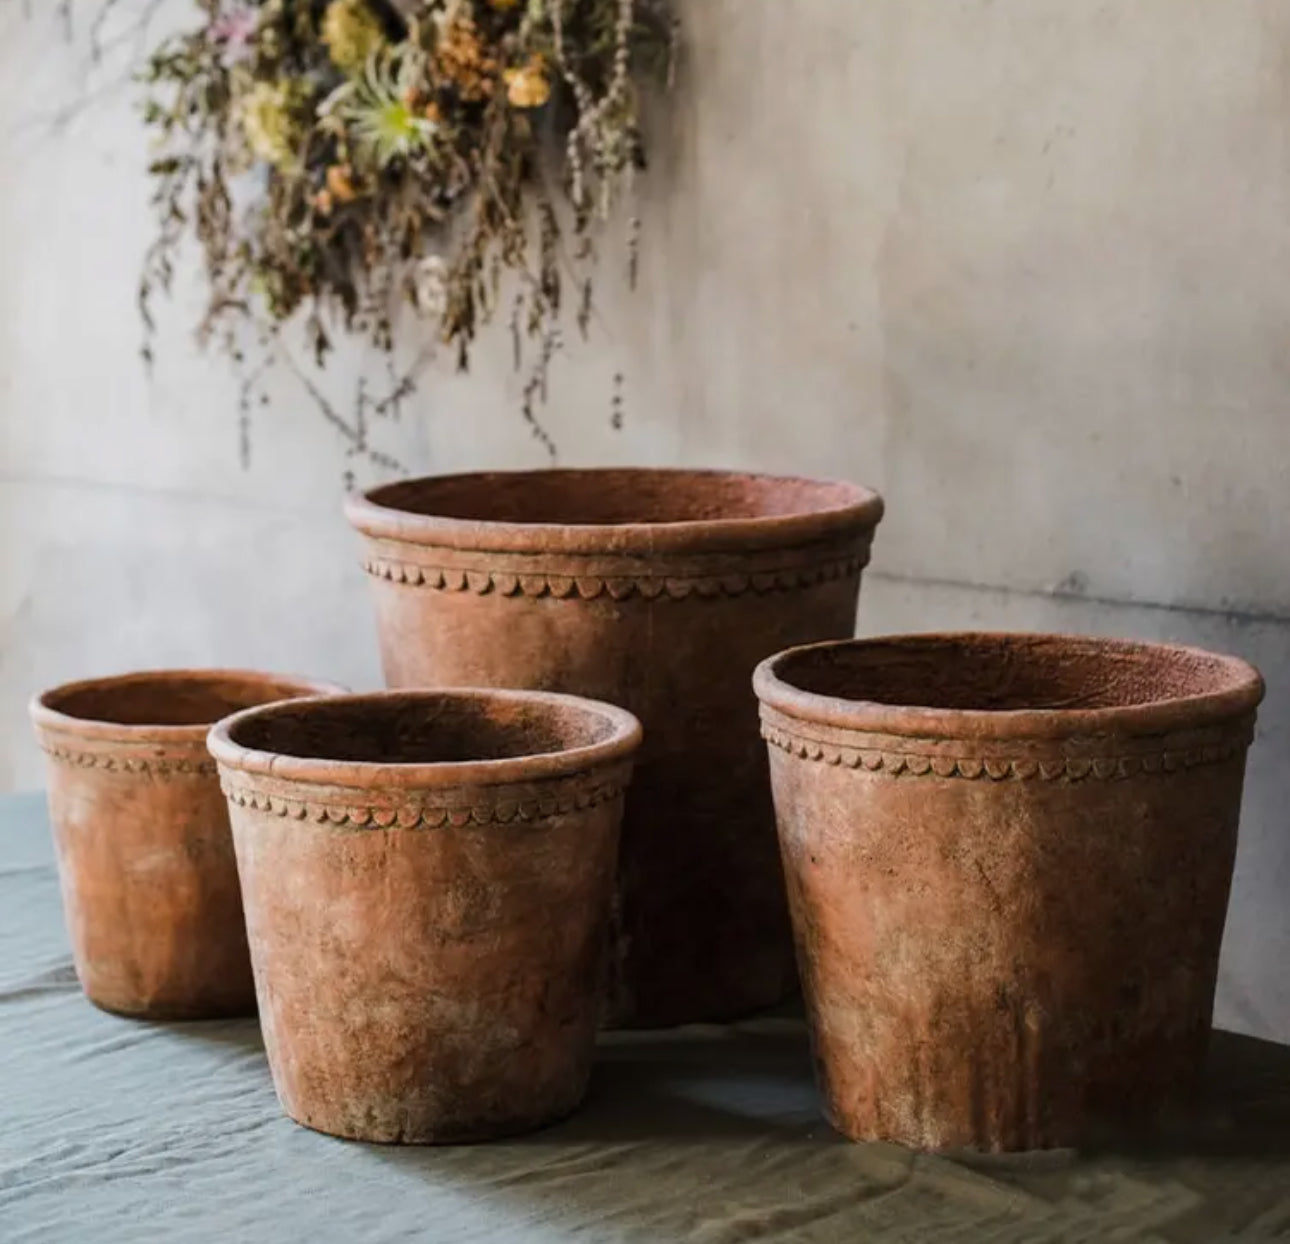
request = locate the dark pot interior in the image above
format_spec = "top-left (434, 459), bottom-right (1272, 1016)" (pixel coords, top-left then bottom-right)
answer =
top-left (365, 469), bottom-right (868, 527)
top-left (40, 672), bottom-right (323, 729)
top-left (772, 635), bottom-right (1257, 713)
top-left (227, 695), bottom-right (621, 765)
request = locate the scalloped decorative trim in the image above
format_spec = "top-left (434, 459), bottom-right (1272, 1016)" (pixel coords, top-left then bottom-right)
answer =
top-left (761, 723), bottom-right (1249, 781)
top-left (39, 744), bottom-right (215, 778)
top-left (360, 552), bottom-right (869, 600)
top-left (219, 778), bottom-right (628, 829)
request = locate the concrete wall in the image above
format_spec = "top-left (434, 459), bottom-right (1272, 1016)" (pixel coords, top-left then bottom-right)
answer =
top-left (2, 0), bottom-right (1287, 1043)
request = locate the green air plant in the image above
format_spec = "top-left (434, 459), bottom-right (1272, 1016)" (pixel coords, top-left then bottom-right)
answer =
top-left (322, 45), bottom-right (440, 167)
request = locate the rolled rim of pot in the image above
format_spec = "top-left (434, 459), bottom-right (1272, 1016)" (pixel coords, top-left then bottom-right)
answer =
top-left (343, 468), bottom-right (885, 557)
top-left (753, 633), bottom-right (1265, 742)
top-left (30, 669), bottom-right (348, 747)
top-left (207, 688), bottom-right (644, 792)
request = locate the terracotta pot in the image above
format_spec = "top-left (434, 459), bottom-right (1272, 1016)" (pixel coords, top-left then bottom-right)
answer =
top-left (345, 468), bottom-right (883, 1028)
top-left (754, 633), bottom-right (1264, 1152)
top-left (208, 688), bottom-right (641, 1143)
top-left (30, 669), bottom-right (344, 1020)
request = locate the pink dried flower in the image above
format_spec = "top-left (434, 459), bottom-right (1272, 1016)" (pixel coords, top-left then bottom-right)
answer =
top-left (211, 6), bottom-right (259, 63)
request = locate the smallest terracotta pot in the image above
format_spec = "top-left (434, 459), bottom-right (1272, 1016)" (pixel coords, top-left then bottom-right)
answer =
top-left (31, 669), bottom-right (344, 1020)
top-left (208, 689), bottom-right (642, 1144)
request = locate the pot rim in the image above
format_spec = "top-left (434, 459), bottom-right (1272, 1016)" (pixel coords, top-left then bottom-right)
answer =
top-left (207, 688), bottom-right (644, 791)
top-left (343, 467), bottom-right (885, 556)
top-left (753, 632), bottom-right (1265, 741)
top-left (34, 665), bottom-right (348, 743)
top-left (30, 669), bottom-right (348, 746)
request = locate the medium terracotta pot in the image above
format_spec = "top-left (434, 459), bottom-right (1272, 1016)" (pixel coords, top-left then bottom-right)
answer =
top-left (345, 468), bottom-right (883, 1028)
top-left (208, 688), bottom-right (641, 1143)
top-left (754, 633), bottom-right (1264, 1152)
top-left (30, 669), bottom-right (343, 1020)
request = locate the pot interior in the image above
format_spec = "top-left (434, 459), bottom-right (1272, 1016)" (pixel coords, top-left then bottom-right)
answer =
top-left (227, 695), bottom-right (620, 765)
top-left (367, 469), bottom-right (866, 527)
top-left (774, 635), bottom-right (1255, 713)
top-left (42, 673), bottom-right (322, 729)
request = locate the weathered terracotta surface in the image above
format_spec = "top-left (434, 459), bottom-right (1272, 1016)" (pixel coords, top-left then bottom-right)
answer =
top-left (345, 469), bottom-right (883, 1028)
top-left (30, 669), bottom-right (343, 1020)
top-left (208, 688), bottom-right (641, 1143)
top-left (754, 633), bottom-right (1265, 1152)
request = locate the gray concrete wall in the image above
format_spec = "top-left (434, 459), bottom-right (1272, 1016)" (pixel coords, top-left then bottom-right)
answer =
top-left (2, 0), bottom-right (1287, 1043)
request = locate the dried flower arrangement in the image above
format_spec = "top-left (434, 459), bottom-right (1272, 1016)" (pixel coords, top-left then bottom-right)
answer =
top-left (137, 0), bottom-right (675, 460)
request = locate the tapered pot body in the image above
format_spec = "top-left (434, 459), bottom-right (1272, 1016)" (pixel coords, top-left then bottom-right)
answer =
top-left (755, 634), bottom-right (1264, 1152)
top-left (209, 689), bottom-right (641, 1143)
top-left (30, 670), bottom-right (343, 1019)
top-left (346, 469), bottom-right (884, 1028)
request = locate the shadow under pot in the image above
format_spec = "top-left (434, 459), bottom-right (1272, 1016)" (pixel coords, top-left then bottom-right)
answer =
top-left (30, 669), bottom-right (344, 1020)
top-left (753, 633), bottom-right (1265, 1153)
top-left (207, 688), bottom-right (642, 1144)
top-left (345, 468), bottom-right (884, 1028)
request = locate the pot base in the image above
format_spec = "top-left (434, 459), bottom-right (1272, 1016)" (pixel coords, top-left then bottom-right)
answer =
top-left (86, 992), bottom-right (257, 1024)
top-left (283, 1096), bottom-right (585, 1146)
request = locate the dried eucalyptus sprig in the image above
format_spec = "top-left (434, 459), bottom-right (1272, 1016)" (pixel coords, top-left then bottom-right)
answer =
top-left (137, 0), bottom-right (674, 457)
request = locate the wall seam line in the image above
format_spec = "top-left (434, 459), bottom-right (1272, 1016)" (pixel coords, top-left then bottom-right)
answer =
top-left (867, 569), bottom-right (1290, 629)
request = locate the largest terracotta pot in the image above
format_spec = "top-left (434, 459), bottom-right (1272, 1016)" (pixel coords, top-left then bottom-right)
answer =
top-left (346, 468), bottom-right (884, 1027)
top-left (754, 633), bottom-right (1264, 1152)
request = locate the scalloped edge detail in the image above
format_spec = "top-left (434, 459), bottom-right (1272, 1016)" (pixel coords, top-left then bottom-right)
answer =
top-left (361, 553), bottom-right (870, 600)
top-left (39, 744), bottom-right (216, 778)
top-left (219, 779), bottom-right (628, 828)
top-left (760, 724), bottom-right (1250, 781)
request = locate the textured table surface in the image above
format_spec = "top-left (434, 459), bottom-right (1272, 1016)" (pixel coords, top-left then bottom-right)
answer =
top-left (2, 790), bottom-right (1289, 1243)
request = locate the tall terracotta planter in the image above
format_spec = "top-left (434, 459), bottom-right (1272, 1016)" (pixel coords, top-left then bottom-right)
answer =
top-left (754, 633), bottom-right (1264, 1152)
top-left (208, 688), bottom-right (641, 1143)
top-left (345, 468), bottom-right (884, 1028)
top-left (30, 669), bottom-right (342, 1019)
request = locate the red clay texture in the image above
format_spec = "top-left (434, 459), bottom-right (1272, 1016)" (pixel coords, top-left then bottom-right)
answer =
top-left (31, 669), bottom-right (343, 1019)
top-left (346, 468), bottom-right (883, 1027)
top-left (208, 688), bottom-right (642, 1143)
top-left (754, 633), bottom-right (1264, 1152)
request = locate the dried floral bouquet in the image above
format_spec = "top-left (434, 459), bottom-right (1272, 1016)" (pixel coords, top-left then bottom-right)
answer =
top-left (139, 0), bottom-right (674, 436)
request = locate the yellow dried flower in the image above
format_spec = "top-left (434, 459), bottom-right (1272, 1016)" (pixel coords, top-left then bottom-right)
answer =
top-left (326, 163), bottom-right (358, 202)
top-left (504, 58), bottom-right (550, 109)
top-left (237, 80), bottom-right (301, 171)
top-left (321, 0), bottom-right (387, 77)
top-left (435, 10), bottom-right (497, 101)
